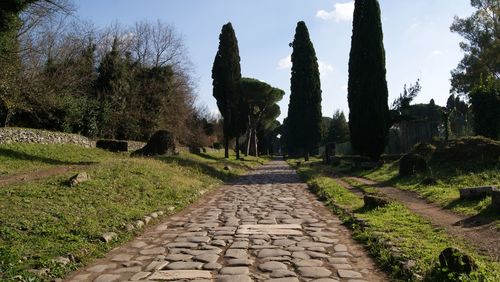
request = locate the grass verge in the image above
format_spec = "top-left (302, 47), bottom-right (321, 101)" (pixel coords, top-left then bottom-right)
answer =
top-left (290, 160), bottom-right (500, 281)
top-left (0, 143), bottom-right (265, 281)
top-left (0, 143), bottom-right (116, 175)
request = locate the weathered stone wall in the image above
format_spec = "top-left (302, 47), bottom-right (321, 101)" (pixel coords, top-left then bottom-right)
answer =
top-left (0, 127), bottom-right (94, 148)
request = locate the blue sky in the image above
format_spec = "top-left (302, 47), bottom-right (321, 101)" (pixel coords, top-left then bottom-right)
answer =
top-left (76, 0), bottom-right (474, 122)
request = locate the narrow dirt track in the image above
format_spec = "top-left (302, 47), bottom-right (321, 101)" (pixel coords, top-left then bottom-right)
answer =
top-left (0, 165), bottom-right (89, 187)
top-left (64, 160), bottom-right (387, 282)
top-left (337, 176), bottom-right (499, 261)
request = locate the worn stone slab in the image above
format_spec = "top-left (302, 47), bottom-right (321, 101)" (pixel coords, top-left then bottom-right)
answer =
top-left (338, 269), bottom-right (363, 278)
top-left (219, 266), bottom-right (249, 275)
top-left (298, 267), bottom-right (332, 278)
top-left (237, 224), bottom-right (303, 235)
top-left (217, 275), bottom-right (253, 282)
top-left (165, 261), bottom-right (203, 270)
top-left (148, 270), bottom-right (212, 280)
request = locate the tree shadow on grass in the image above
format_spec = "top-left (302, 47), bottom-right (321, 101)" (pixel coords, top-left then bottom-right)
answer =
top-left (193, 152), bottom-right (220, 161)
top-left (446, 197), bottom-right (498, 227)
top-left (0, 148), bottom-right (96, 166)
top-left (158, 156), bottom-right (239, 181)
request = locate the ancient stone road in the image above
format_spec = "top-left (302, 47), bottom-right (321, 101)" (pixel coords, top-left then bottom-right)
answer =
top-left (66, 160), bottom-right (386, 282)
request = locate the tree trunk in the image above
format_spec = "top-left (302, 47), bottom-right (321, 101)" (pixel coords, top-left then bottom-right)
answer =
top-left (224, 135), bottom-right (229, 158)
top-left (304, 151), bottom-right (309, 162)
top-left (235, 135), bottom-right (240, 159)
top-left (3, 109), bottom-right (12, 127)
top-left (245, 127), bottom-right (251, 156)
top-left (252, 128), bottom-right (258, 157)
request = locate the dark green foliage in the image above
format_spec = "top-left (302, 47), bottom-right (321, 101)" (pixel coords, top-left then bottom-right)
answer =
top-left (320, 117), bottom-right (332, 145)
top-left (212, 23), bottom-right (242, 158)
top-left (450, 0), bottom-right (499, 95)
top-left (287, 21), bottom-right (322, 160)
top-left (390, 79), bottom-right (421, 125)
top-left (239, 77), bottom-right (284, 156)
top-left (327, 110), bottom-right (350, 144)
top-left (348, 0), bottom-right (390, 160)
top-left (469, 78), bottom-right (500, 139)
top-left (445, 94), bottom-right (472, 138)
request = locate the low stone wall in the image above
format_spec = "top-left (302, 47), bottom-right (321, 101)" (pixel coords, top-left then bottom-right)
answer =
top-left (128, 141), bottom-right (146, 151)
top-left (0, 127), bottom-right (94, 148)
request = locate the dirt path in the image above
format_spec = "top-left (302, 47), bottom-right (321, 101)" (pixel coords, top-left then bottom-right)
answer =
top-left (336, 176), bottom-right (499, 261)
top-left (0, 165), bottom-right (89, 187)
top-left (65, 160), bottom-right (387, 282)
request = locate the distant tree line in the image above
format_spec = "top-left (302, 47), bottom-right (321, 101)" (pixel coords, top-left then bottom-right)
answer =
top-left (0, 0), bottom-right (220, 146)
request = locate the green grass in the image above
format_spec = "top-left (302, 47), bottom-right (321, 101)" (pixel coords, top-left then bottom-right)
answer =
top-left (0, 143), bottom-right (116, 175)
top-left (291, 160), bottom-right (500, 281)
top-left (356, 161), bottom-right (499, 218)
top-left (0, 143), bottom-right (266, 281)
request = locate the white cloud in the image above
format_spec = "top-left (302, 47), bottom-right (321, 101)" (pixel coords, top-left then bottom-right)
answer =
top-left (316, 1), bottom-right (354, 22)
top-left (410, 23), bottom-right (420, 29)
top-left (319, 61), bottom-right (334, 76)
top-left (277, 54), bottom-right (292, 70)
top-left (431, 49), bottom-right (442, 56)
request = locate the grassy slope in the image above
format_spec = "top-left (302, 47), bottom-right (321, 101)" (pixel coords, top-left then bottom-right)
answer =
top-left (292, 161), bottom-right (500, 282)
top-left (0, 143), bottom-right (115, 175)
top-left (0, 144), bottom-right (265, 281)
top-left (357, 161), bottom-right (499, 217)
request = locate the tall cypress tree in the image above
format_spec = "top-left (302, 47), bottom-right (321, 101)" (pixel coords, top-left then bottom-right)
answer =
top-left (212, 22), bottom-right (242, 158)
top-left (287, 21), bottom-right (322, 161)
top-left (348, 0), bottom-right (390, 160)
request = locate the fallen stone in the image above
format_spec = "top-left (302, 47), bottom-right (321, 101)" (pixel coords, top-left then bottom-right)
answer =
top-left (363, 195), bottom-right (391, 209)
top-left (69, 172), bottom-right (90, 186)
top-left (135, 220), bottom-right (145, 228)
top-left (459, 186), bottom-right (495, 200)
top-left (439, 247), bottom-right (476, 274)
top-left (100, 232), bottom-right (117, 243)
top-left (53, 256), bottom-right (71, 266)
top-left (28, 268), bottom-right (50, 277)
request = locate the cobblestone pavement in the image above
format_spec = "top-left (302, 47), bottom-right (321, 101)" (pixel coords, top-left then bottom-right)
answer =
top-left (65, 160), bottom-right (386, 282)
